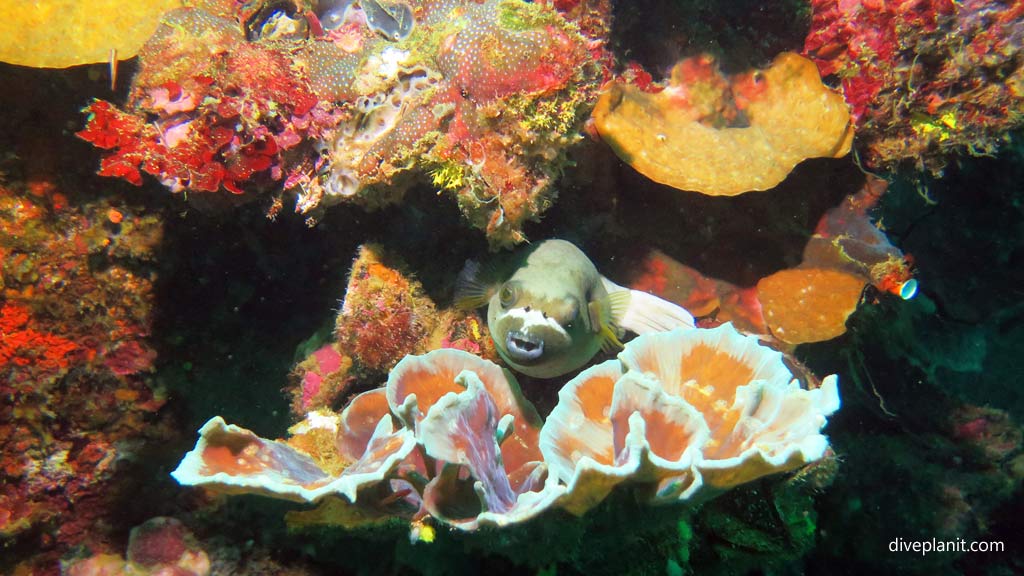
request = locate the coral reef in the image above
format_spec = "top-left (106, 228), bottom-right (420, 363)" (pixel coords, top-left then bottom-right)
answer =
top-left (6, 0), bottom-right (1024, 572)
top-left (804, 0), bottom-right (1024, 173)
top-left (77, 0), bottom-right (608, 247)
top-left (288, 244), bottom-right (495, 416)
top-left (173, 324), bottom-right (838, 535)
top-left (591, 52), bottom-right (853, 196)
top-left (77, 9), bottom-right (325, 196)
top-left (0, 173), bottom-right (175, 569)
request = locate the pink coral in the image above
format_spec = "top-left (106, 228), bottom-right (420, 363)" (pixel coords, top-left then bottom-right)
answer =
top-left (804, 0), bottom-right (1024, 171)
top-left (65, 517), bottom-right (211, 576)
top-left (294, 344), bottom-right (354, 414)
top-left (77, 8), bottom-right (322, 195)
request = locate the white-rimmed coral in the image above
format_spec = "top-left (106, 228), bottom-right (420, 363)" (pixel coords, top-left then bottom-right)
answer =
top-left (418, 372), bottom-right (565, 529)
top-left (539, 323), bottom-right (840, 512)
top-left (170, 411), bottom-right (415, 504)
top-left (618, 324), bottom-right (840, 494)
top-left (172, 324), bottom-right (839, 531)
top-left (386, 347), bottom-right (543, 477)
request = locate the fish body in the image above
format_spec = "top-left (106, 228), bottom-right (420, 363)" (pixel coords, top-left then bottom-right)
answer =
top-left (458, 240), bottom-right (695, 378)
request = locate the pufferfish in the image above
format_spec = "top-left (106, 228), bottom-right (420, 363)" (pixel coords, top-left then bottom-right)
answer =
top-left (456, 239), bottom-right (695, 378)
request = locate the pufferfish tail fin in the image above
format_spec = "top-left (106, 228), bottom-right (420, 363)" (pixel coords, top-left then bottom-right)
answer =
top-left (454, 260), bottom-right (498, 310)
top-left (600, 277), bottom-right (696, 334)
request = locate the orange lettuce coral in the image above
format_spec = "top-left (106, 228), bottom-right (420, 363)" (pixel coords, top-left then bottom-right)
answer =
top-left (174, 325), bottom-right (838, 531)
top-left (170, 411), bottom-right (417, 504)
top-left (387, 348), bottom-right (543, 477)
top-left (173, 349), bottom-right (561, 532)
top-left (542, 323), bottom-right (840, 514)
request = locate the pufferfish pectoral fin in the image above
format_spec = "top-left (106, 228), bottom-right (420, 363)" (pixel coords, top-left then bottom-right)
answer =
top-left (454, 260), bottom-right (498, 310)
top-left (588, 296), bottom-right (625, 354)
top-left (600, 277), bottom-right (696, 334)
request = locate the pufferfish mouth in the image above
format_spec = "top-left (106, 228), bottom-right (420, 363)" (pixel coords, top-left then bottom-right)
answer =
top-left (505, 330), bottom-right (545, 362)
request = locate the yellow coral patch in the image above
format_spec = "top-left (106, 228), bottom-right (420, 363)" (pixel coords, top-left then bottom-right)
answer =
top-left (286, 496), bottom-right (393, 530)
top-left (592, 52), bottom-right (854, 196)
top-left (0, 0), bottom-right (181, 68)
top-left (287, 427), bottom-right (351, 477)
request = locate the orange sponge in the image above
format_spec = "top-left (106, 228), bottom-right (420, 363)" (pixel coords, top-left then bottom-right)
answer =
top-left (592, 52), bottom-right (853, 196)
top-left (757, 268), bottom-right (866, 344)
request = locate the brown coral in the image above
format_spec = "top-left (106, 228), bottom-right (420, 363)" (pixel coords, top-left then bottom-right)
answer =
top-left (335, 245), bottom-right (437, 372)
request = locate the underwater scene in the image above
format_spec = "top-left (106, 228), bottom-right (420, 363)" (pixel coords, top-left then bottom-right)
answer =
top-left (1, 0), bottom-right (1023, 574)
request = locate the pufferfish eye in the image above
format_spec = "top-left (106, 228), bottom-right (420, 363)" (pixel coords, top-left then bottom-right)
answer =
top-left (499, 283), bottom-right (518, 309)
